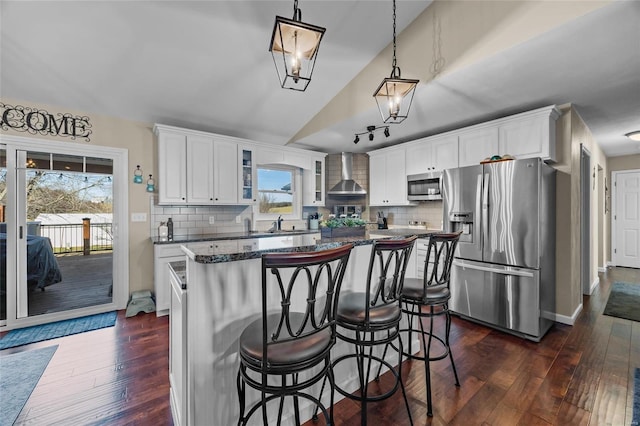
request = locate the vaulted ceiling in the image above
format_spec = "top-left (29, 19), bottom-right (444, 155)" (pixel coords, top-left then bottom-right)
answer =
top-left (2, 1), bottom-right (639, 157)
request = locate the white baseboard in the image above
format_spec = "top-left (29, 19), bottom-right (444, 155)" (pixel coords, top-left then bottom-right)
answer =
top-left (598, 266), bottom-right (607, 273)
top-left (549, 303), bottom-right (583, 325)
top-left (589, 277), bottom-right (600, 294)
top-left (607, 261), bottom-right (614, 268)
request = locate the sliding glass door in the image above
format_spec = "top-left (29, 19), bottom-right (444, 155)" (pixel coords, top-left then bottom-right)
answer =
top-left (0, 136), bottom-right (128, 329)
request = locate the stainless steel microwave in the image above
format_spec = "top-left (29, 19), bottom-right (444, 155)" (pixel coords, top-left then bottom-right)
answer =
top-left (407, 171), bottom-right (442, 200)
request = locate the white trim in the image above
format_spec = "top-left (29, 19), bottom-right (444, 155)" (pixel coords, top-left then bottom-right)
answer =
top-left (549, 303), bottom-right (583, 325)
top-left (586, 277), bottom-right (600, 295)
top-left (598, 266), bottom-right (607, 273)
top-left (607, 261), bottom-right (614, 268)
top-left (0, 134), bottom-right (129, 330)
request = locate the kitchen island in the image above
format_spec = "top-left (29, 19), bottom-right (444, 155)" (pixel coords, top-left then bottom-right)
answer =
top-left (173, 229), bottom-right (440, 426)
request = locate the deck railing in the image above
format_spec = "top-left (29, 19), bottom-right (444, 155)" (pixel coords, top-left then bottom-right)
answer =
top-left (39, 222), bottom-right (113, 254)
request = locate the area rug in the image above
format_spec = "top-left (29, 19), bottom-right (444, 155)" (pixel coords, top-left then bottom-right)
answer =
top-left (602, 282), bottom-right (640, 322)
top-left (0, 311), bottom-right (117, 350)
top-left (0, 345), bottom-right (58, 426)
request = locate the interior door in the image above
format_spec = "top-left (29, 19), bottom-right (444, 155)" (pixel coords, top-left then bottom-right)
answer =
top-left (613, 170), bottom-right (640, 268)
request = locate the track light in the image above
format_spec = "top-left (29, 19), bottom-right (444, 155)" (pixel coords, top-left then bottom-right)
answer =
top-left (353, 125), bottom-right (390, 144)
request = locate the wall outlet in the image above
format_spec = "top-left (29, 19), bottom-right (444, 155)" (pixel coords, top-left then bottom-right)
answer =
top-left (209, 216), bottom-right (215, 225)
top-left (235, 215), bottom-right (241, 224)
top-left (131, 213), bottom-right (147, 222)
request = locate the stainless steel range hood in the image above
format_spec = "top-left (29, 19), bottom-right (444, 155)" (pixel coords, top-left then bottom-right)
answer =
top-left (327, 152), bottom-right (367, 196)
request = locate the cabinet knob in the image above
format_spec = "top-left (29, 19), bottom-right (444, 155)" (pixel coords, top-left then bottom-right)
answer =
top-left (181, 197), bottom-right (185, 201)
top-left (215, 198), bottom-right (218, 201)
top-left (210, 198), bottom-right (213, 201)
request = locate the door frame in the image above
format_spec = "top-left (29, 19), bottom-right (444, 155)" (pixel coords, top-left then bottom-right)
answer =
top-left (611, 168), bottom-right (640, 268)
top-left (580, 145), bottom-right (591, 295)
top-left (0, 134), bottom-right (129, 330)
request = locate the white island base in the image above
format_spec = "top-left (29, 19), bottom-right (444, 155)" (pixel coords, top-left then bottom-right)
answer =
top-left (181, 242), bottom-right (419, 426)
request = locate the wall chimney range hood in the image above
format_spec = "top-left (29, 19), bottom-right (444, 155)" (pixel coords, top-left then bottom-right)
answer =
top-left (327, 152), bottom-right (367, 196)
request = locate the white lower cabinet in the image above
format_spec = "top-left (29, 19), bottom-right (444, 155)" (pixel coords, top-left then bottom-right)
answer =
top-left (169, 264), bottom-right (188, 426)
top-left (153, 244), bottom-right (184, 316)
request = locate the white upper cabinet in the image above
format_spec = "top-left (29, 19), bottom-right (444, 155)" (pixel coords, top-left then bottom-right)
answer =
top-left (186, 134), bottom-right (215, 204)
top-left (458, 126), bottom-right (499, 167)
top-left (498, 106), bottom-right (560, 162)
top-left (456, 105), bottom-right (560, 167)
top-left (303, 155), bottom-right (325, 206)
top-left (157, 131), bottom-right (188, 204)
top-left (369, 146), bottom-right (411, 206)
top-left (212, 138), bottom-right (239, 204)
top-left (155, 124), bottom-right (326, 206)
top-left (405, 135), bottom-right (459, 175)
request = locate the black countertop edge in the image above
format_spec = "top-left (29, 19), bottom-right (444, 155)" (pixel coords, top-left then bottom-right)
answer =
top-left (150, 229), bottom-right (320, 245)
top-left (185, 230), bottom-right (442, 264)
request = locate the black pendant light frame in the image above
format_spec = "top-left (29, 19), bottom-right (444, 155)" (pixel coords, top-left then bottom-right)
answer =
top-left (269, 0), bottom-right (326, 92)
top-left (373, 0), bottom-right (419, 123)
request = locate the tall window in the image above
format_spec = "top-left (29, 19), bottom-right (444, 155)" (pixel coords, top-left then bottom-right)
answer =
top-left (257, 166), bottom-right (299, 219)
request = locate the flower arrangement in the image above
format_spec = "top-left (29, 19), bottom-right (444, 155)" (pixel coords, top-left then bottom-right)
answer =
top-left (320, 217), bottom-right (367, 228)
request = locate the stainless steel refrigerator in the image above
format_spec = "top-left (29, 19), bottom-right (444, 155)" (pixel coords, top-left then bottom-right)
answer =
top-left (442, 158), bottom-right (556, 341)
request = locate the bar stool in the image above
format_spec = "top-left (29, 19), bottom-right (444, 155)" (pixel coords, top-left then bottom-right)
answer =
top-left (236, 243), bottom-right (353, 426)
top-left (331, 236), bottom-right (417, 426)
top-left (398, 231), bottom-right (462, 417)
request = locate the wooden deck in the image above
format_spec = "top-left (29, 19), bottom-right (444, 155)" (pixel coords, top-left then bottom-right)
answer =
top-left (3, 266), bottom-right (639, 425)
top-left (28, 252), bottom-right (113, 316)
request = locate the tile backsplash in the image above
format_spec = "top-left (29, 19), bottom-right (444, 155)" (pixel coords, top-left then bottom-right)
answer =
top-left (148, 197), bottom-right (316, 238)
top-left (368, 201), bottom-right (444, 230)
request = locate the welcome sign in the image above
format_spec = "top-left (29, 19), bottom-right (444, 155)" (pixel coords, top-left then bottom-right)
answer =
top-left (0, 102), bottom-right (92, 142)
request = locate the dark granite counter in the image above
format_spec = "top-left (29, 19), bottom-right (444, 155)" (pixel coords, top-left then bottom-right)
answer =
top-left (151, 229), bottom-right (319, 245)
top-left (181, 228), bottom-right (442, 264)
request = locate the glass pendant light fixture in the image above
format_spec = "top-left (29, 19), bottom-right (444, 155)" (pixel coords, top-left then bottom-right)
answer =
top-left (373, 0), bottom-right (419, 124)
top-left (269, 0), bottom-right (326, 91)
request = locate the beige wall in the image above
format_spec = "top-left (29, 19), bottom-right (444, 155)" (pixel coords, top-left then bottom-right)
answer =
top-left (1, 97), bottom-right (156, 295)
top-left (553, 105), bottom-right (608, 319)
top-left (606, 154), bottom-right (640, 263)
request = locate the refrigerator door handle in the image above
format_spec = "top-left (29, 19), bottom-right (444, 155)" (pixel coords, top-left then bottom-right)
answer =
top-left (481, 172), bottom-right (490, 254)
top-left (453, 259), bottom-right (535, 278)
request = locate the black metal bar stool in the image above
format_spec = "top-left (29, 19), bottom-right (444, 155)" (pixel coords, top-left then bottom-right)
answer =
top-left (236, 243), bottom-right (353, 426)
top-left (329, 236), bottom-right (417, 426)
top-left (395, 231), bottom-right (462, 417)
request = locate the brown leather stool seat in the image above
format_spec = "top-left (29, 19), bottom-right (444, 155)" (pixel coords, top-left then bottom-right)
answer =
top-left (239, 312), bottom-right (333, 371)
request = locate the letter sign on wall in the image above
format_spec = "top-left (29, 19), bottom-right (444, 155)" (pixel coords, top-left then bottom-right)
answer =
top-left (0, 102), bottom-right (92, 142)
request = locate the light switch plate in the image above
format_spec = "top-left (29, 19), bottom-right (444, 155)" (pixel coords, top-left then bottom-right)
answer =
top-left (235, 215), bottom-right (241, 224)
top-left (209, 216), bottom-right (215, 225)
top-left (131, 213), bottom-right (147, 222)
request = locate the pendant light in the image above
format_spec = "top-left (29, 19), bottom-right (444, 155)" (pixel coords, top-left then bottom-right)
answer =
top-left (373, 0), bottom-right (419, 123)
top-left (269, 0), bottom-right (326, 91)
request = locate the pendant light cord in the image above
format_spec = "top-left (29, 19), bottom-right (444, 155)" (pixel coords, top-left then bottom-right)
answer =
top-left (391, 0), bottom-right (400, 78)
top-left (392, 0), bottom-right (397, 70)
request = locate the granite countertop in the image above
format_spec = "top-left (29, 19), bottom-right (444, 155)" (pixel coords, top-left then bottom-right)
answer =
top-left (181, 228), bottom-right (442, 264)
top-left (150, 229), bottom-right (319, 245)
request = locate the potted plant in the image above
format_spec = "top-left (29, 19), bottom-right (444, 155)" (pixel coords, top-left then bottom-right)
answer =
top-left (320, 217), bottom-right (367, 238)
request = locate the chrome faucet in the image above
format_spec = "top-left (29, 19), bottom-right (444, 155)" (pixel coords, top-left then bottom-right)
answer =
top-left (277, 215), bottom-right (283, 231)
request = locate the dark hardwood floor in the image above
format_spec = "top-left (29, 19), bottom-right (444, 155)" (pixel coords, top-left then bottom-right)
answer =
top-left (2, 266), bottom-right (638, 425)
